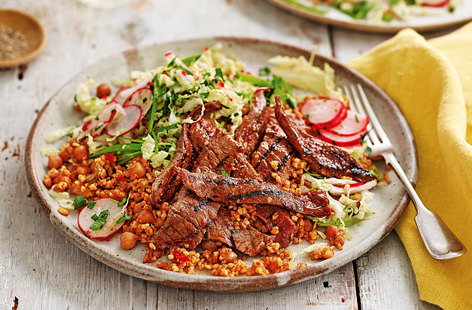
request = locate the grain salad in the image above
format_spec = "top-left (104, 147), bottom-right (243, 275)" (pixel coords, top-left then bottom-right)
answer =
top-left (42, 46), bottom-right (386, 276)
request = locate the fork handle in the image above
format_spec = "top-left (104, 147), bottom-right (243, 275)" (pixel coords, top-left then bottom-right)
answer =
top-left (383, 152), bottom-right (466, 259)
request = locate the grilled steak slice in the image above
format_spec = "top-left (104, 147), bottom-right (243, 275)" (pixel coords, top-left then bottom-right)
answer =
top-left (274, 98), bottom-right (375, 183)
top-left (205, 208), bottom-right (234, 247)
top-left (151, 192), bottom-right (220, 257)
top-left (193, 117), bottom-right (261, 180)
top-left (251, 112), bottom-right (296, 182)
top-left (232, 226), bottom-right (274, 256)
top-left (151, 125), bottom-right (195, 204)
top-left (188, 102), bottom-right (222, 153)
top-left (234, 91), bottom-right (270, 156)
top-left (255, 205), bottom-right (296, 248)
top-left (193, 124), bottom-right (243, 172)
top-left (176, 167), bottom-right (330, 217)
top-left (233, 153), bottom-right (261, 179)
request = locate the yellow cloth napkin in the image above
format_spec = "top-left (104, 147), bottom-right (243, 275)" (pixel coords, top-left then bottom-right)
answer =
top-left (348, 23), bottom-right (472, 310)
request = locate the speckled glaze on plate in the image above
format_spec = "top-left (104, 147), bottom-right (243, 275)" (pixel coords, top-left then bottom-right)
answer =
top-left (267, 0), bottom-right (472, 34)
top-left (25, 37), bottom-right (417, 292)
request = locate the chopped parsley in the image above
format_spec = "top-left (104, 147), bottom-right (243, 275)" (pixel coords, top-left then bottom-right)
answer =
top-left (221, 170), bottom-right (230, 177)
top-left (90, 210), bottom-right (110, 231)
top-left (117, 197), bottom-right (128, 208)
top-left (72, 195), bottom-right (96, 209)
top-left (116, 214), bottom-right (132, 224)
top-left (258, 67), bottom-right (271, 76)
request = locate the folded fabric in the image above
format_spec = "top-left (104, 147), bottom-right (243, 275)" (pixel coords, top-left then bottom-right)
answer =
top-left (348, 23), bottom-right (472, 310)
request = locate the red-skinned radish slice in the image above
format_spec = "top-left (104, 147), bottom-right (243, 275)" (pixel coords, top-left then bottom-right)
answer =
top-left (82, 102), bottom-right (126, 137)
top-left (78, 198), bottom-right (127, 240)
top-left (318, 128), bottom-right (367, 147)
top-left (421, 0), bottom-right (450, 7)
top-left (123, 88), bottom-right (153, 115)
top-left (111, 86), bottom-right (130, 105)
top-left (328, 179), bottom-right (377, 195)
top-left (327, 110), bottom-right (369, 137)
top-left (300, 98), bottom-right (347, 129)
top-left (105, 104), bottom-right (143, 137)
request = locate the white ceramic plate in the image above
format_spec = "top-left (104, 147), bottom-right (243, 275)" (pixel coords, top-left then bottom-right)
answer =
top-left (267, 0), bottom-right (472, 33)
top-left (26, 37), bottom-right (417, 292)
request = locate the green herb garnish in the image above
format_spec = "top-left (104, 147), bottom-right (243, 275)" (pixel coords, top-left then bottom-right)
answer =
top-left (221, 170), bottom-right (230, 177)
top-left (73, 195), bottom-right (87, 209)
top-left (90, 210), bottom-right (110, 231)
top-left (116, 215), bottom-right (132, 224)
top-left (258, 67), bottom-right (271, 76)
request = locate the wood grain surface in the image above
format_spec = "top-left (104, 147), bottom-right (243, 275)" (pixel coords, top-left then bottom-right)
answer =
top-left (0, 0), bottom-right (450, 309)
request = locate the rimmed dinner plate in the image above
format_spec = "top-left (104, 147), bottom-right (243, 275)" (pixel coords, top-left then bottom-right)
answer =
top-left (267, 0), bottom-right (472, 33)
top-left (25, 37), bottom-right (417, 292)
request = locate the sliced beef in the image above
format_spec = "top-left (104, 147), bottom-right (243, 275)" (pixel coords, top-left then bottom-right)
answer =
top-left (205, 208), bottom-right (234, 247)
top-left (151, 125), bottom-right (195, 204)
top-left (193, 125), bottom-right (243, 172)
top-left (232, 153), bottom-right (261, 180)
top-left (187, 101), bottom-right (222, 153)
top-left (232, 226), bottom-right (274, 256)
top-left (151, 192), bottom-right (220, 257)
top-left (176, 167), bottom-right (330, 217)
top-left (255, 205), bottom-right (296, 248)
top-left (192, 117), bottom-right (261, 180)
top-left (274, 98), bottom-right (375, 183)
top-left (251, 112), bottom-right (296, 182)
top-left (234, 91), bottom-right (270, 156)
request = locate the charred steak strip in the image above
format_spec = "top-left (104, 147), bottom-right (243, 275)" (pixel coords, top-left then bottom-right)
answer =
top-left (151, 125), bottom-right (195, 204)
top-left (175, 167), bottom-right (330, 217)
top-left (255, 205), bottom-right (296, 248)
top-left (234, 91), bottom-right (270, 156)
top-left (251, 112), bottom-right (297, 182)
top-left (151, 193), bottom-right (220, 257)
top-left (274, 97), bottom-right (375, 183)
top-left (232, 226), bottom-right (274, 256)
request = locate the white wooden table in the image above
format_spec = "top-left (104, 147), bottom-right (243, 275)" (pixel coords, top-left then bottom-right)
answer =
top-left (0, 0), bottom-right (454, 309)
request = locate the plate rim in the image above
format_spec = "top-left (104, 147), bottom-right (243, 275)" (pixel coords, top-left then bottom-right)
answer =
top-left (25, 36), bottom-right (418, 292)
top-left (267, 0), bottom-right (472, 33)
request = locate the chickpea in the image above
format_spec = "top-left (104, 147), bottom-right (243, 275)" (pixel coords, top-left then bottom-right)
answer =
top-left (120, 232), bottom-right (138, 250)
top-left (136, 210), bottom-right (154, 224)
top-left (48, 154), bottom-right (63, 169)
top-left (73, 145), bottom-right (88, 162)
top-left (325, 225), bottom-right (338, 240)
top-left (218, 247), bottom-right (237, 263)
top-left (96, 83), bottom-right (111, 98)
top-left (303, 219), bottom-right (313, 232)
top-left (43, 175), bottom-right (52, 188)
top-left (58, 147), bottom-right (72, 161)
top-left (128, 161), bottom-right (146, 180)
top-left (55, 174), bottom-right (70, 183)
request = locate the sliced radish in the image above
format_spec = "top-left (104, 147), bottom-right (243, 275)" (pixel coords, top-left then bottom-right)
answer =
top-left (421, 0), bottom-right (450, 7)
top-left (78, 198), bottom-right (127, 240)
top-left (81, 102), bottom-right (126, 138)
top-left (111, 86), bottom-right (130, 105)
top-left (105, 104), bottom-right (143, 137)
top-left (300, 98), bottom-right (347, 129)
top-left (328, 180), bottom-right (378, 195)
top-left (318, 128), bottom-right (367, 147)
top-left (320, 104), bottom-right (348, 129)
top-left (327, 110), bottom-right (369, 137)
top-left (123, 88), bottom-right (153, 115)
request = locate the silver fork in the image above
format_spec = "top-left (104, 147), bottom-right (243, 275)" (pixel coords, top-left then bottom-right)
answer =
top-left (343, 84), bottom-right (466, 260)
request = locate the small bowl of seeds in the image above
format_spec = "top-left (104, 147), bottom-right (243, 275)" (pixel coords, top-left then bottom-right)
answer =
top-left (0, 9), bottom-right (46, 68)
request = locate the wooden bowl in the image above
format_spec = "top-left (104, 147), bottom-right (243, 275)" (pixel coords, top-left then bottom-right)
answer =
top-left (0, 9), bottom-right (47, 68)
